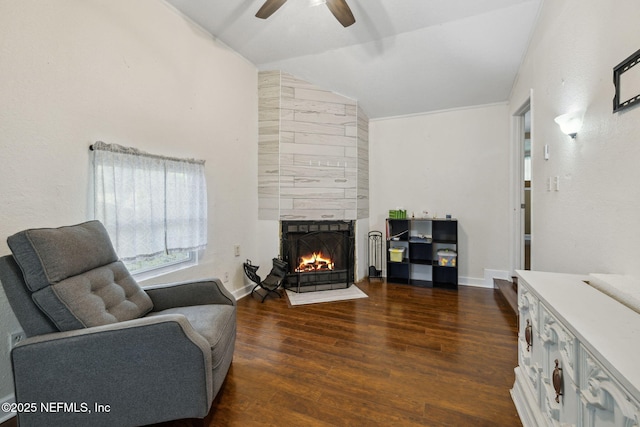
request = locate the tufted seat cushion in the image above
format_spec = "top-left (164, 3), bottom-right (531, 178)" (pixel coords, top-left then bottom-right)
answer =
top-left (7, 221), bottom-right (153, 331)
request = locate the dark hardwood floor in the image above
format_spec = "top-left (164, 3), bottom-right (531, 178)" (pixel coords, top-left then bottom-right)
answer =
top-left (2, 280), bottom-right (522, 427)
top-left (169, 280), bottom-right (520, 426)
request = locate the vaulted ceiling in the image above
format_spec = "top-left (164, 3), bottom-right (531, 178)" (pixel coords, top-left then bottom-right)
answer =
top-left (165, 0), bottom-right (541, 119)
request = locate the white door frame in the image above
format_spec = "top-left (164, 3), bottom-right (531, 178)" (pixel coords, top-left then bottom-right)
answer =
top-left (510, 90), bottom-right (533, 275)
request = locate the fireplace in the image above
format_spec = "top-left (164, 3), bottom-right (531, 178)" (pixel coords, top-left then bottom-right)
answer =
top-left (281, 220), bottom-right (354, 293)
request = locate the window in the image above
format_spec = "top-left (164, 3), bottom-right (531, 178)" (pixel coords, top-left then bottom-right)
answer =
top-left (92, 141), bottom-right (207, 276)
top-left (124, 251), bottom-right (196, 280)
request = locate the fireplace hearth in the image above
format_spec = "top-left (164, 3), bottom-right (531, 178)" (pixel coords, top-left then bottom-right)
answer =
top-left (281, 220), bottom-right (354, 293)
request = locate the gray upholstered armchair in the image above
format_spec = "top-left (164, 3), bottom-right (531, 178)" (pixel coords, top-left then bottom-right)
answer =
top-left (0, 221), bottom-right (236, 427)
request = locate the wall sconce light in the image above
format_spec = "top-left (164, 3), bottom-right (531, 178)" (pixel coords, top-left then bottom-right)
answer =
top-left (554, 111), bottom-right (584, 139)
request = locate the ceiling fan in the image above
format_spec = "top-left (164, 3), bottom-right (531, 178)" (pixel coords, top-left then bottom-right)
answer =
top-left (255, 0), bottom-right (356, 28)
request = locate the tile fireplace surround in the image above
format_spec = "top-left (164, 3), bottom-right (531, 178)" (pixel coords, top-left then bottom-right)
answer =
top-left (258, 71), bottom-right (369, 222)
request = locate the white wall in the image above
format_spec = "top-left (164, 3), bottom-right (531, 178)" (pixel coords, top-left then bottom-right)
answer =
top-left (509, 0), bottom-right (640, 277)
top-left (0, 0), bottom-right (258, 404)
top-left (369, 104), bottom-right (511, 284)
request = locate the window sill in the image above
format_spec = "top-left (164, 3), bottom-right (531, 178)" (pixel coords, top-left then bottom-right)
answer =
top-left (133, 258), bottom-right (198, 284)
top-left (136, 259), bottom-right (221, 288)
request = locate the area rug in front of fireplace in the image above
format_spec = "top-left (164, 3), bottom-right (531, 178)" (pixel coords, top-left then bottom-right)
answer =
top-left (286, 285), bottom-right (368, 306)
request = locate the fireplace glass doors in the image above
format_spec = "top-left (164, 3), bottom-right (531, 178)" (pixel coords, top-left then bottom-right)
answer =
top-left (281, 221), bottom-right (354, 293)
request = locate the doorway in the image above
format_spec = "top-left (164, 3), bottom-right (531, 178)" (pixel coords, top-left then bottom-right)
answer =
top-left (523, 110), bottom-right (531, 270)
top-left (511, 97), bottom-right (532, 273)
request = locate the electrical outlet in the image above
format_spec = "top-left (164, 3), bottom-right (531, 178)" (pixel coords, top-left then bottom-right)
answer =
top-left (9, 331), bottom-right (25, 349)
top-left (234, 245), bottom-right (240, 257)
top-left (223, 272), bottom-right (229, 283)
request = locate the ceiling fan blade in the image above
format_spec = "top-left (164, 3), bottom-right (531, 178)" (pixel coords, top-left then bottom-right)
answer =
top-left (325, 0), bottom-right (356, 27)
top-left (255, 0), bottom-right (288, 19)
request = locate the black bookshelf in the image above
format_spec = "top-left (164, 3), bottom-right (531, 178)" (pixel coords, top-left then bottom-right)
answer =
top-left (386, 218), bottom-right (458, 289)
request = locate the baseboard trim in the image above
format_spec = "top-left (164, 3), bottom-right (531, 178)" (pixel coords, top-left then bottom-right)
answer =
top-left (484, 269), bottom-right (510, 288)
top-left (233, 283), bottom-right (254, 300)
top-left (0, 394), bottom-right (15, 424)
top-left (459, 276), bottom-right (492, 288)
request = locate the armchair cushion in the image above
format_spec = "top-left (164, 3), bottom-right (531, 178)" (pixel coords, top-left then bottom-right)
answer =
top-left (148, 304), bottom-right (236, 367)
top-left (7, 221), bottom-right (153, 331)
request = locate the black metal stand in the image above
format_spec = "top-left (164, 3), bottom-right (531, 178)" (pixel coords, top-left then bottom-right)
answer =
top-left (368, 231), bottom-right (383, 280)
top-left (244, 258), bottom-right (287, 303)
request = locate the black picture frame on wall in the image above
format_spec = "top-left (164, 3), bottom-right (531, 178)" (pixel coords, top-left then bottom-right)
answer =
top-left (613, 48), bottom-right (640, 113)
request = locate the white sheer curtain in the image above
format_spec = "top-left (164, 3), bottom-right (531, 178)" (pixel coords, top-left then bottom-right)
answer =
top-left (92, 141), bottom-right (207, 262)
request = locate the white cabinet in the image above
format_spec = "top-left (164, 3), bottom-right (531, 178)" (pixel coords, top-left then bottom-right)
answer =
top-left (511, 271), bottom-right (640, 427)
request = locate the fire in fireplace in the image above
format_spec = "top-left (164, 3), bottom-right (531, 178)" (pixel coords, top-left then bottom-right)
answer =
top-left (296, 252), bottom-right (334, 272)
top-left (281, 220), bottom-right (354, 292)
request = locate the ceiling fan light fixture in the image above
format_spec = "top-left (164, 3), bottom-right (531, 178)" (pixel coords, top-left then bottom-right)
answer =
top-left (309, 0), bottom-right (327, 7)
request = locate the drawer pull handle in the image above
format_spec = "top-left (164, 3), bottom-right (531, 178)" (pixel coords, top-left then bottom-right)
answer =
top-left (553, 359), bottom-right (563, 403)
top-left (525, 319), bottom-right (532, 351)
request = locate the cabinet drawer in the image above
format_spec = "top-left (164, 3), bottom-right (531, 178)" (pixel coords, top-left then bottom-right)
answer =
top-left (518, 285), bottom-right (539, 365)
top-left (517, 284), bottom-right (541, 403)
top-left (539, 304), bottom-right (577, 385)
top-left (578, 344), bottom-right (640, 427)
top-left (538, 304), bottom-right (579, 426)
